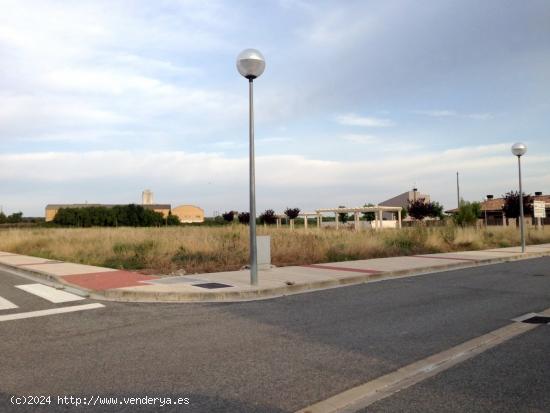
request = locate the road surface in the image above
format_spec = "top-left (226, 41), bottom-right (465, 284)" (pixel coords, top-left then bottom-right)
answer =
top-left (0, 257), bottom-right (549, 412)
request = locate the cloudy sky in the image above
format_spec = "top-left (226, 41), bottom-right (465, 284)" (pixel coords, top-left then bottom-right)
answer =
top-left (0, 0), bottom-right (549, 216)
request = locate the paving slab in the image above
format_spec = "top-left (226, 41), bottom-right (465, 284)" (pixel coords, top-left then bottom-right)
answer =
top-left (145, 276), bottom-right (212, 285)
top-left (20, 262), bottom-right (118, 276)
top-left (272, 266), bottom-right (350, 279)
top-left (0, 252), bottom-right (14, 256)
top-left (427, 251), bottom-right (517, 259)
top-left (485, 246), bottom-right (550, 253)
top-left (0, 255), bottom-right (58, 266)
top-left (316, 256), bottom-right (460, 272)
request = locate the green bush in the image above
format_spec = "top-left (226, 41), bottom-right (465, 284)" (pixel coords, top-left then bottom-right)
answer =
top-left (105, 240), bottom-right (158, 269)
top-left (453, 201), bottom-right (481, 227)
top-left (171, 246), bottom-right (218, 266)
top-left (166, 213), bottom-right (180, 226)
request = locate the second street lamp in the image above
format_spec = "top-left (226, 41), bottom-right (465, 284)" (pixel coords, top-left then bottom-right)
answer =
top-left (236, 48), bottom-right (266, 285)
top-left (511, 142), bottom-right (527, 253)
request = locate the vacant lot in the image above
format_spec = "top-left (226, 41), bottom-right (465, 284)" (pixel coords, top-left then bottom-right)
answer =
top-left (0, 225), bottom-right (548, 275)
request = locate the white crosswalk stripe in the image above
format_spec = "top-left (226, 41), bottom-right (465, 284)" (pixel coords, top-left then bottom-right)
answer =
top-left (0, 303), bottom-right (105, 322)
top-left (0, 283), bottom-right (105, 321)
top-left (15, 283), bottom-right (85, 303)
top-left (0, 296), bottom-right (18, 310)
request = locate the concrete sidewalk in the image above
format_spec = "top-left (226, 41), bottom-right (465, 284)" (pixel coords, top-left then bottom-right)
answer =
top-left (1, 244), bottom-right (550, 302)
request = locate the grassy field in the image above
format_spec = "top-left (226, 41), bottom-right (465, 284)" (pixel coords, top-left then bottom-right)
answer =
top-left (0, 225), bottom-right (549, 275)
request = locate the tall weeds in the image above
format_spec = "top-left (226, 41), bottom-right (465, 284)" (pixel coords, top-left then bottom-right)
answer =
top-left (0, 225), bottom-right (548, 275)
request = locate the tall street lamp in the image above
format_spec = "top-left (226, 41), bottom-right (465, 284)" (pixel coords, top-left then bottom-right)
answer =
top-left (511, 143), bottom-right (527, 253)
top-left (237, 48), bottom-right (266, 285)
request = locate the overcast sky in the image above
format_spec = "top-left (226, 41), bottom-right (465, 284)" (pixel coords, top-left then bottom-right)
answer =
top-left (0, 0), bottom-right (549, 216)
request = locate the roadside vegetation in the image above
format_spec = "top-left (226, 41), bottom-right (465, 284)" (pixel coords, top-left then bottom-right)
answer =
top-left (0, 225), bottom-right (549, 275)
top-left (53, 204), bottom-right (180, 227)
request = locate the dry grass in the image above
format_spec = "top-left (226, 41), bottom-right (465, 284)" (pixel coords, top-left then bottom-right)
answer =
top-left (0, 225), bottom-right (549, 275)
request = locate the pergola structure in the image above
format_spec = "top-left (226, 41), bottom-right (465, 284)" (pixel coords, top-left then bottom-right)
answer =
top-left (275, 214), bottom-right (287, 228)
top-left (276, 206), bottom-right (403, 230)
top-left (298, 212), bottom-right (320, 229)
top-left (316, 206), bottom-right (403, 230)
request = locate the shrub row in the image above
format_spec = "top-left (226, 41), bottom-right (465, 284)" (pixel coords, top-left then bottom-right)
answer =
top-left (53, 204), bottom-right (180, 227)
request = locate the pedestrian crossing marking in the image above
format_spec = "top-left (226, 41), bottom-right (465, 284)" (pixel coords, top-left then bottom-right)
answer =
top-left (15, 284), bottom-right (85, 303)
top-left (0, 303), bottom-right (105, 322)
top-left (0, 296), bottom-right (18, 310)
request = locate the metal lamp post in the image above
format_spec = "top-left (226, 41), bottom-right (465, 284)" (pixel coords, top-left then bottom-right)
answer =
top-left (511, 143), bottom-right (527, 253)
top-left (237, 49), bottom-right (266, 285)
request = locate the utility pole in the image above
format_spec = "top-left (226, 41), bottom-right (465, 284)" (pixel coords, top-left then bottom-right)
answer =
top-left (456, 172), bottom-right (460, 208)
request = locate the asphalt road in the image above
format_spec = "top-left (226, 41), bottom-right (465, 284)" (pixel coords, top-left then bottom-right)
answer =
top-left (362, 326), bottom-right (550, 413)
top-left (0, 257), bottom-right (549, 413)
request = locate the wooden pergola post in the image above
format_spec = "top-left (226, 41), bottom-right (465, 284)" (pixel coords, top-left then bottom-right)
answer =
top-left (398, 208), bottom-right (402, 228)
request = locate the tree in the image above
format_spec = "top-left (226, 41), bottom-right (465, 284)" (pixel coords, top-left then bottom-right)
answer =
top-left (0, 212), bottom-right (7, 224)
top-left (407, 198), bottom-right (443, 221)
top-left (362, 203), bottom-right (375, 221)
top-left (6, 212), bottom-right (23, 223)
top-left (259, 209), bottom-right (277, 225)
top-left (166, 213), bottom-right (180, 226)
top-left (284, 208), bottom-right (300, 220)
top-left (502, 191), bottom-right (533, 220)
top-left (453, 201), bottom-right (481, 227)
top-left (238, 212), bottom-right (250, 224)
top-left (428, 201), bottom-right (444, 219)
top-left (284, 207), bottom-right (300, 229)
top-left (222, 211), bottom-right (236, 222)
top-left (407, 198), bottom-right (431, 220)
top-left (338, 206), bottom-right (349, 223)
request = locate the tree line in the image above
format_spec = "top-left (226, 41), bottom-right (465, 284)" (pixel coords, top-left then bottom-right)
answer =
top-left (53, 204), bottom-right (180, 227)
top-left (0, 211), bottom-right (23, 224)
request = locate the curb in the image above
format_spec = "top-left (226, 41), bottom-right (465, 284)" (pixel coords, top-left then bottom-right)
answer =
top-left (2, 249), bottom-right (548, 303)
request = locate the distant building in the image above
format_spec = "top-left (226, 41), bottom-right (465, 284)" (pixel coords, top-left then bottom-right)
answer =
top-left (446, 193), bottom-right (550, 226)
top-left (171, 205), bottom-right (205, 223)
top-left (142, 189), bottom-right (154, 205)
top-left (379, 188), bottom-right (430, 220)
top-left (45, 190), bottom-right (205, 224)
top-left (45, 203), bottom-right (171, 222)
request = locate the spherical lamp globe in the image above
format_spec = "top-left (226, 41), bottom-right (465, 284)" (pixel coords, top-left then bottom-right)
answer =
top-left (511, 142), bottom-right (527, 157)
top-left (236, 49), bottom-right (265, 80)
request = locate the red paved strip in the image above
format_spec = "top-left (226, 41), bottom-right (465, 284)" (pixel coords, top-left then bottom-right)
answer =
top-left (302, 264), bottom-right (381, 274)
top-left (412, 255), bottom-right (478, 262)
top-left (61, 271), bottom-right (158, 291)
